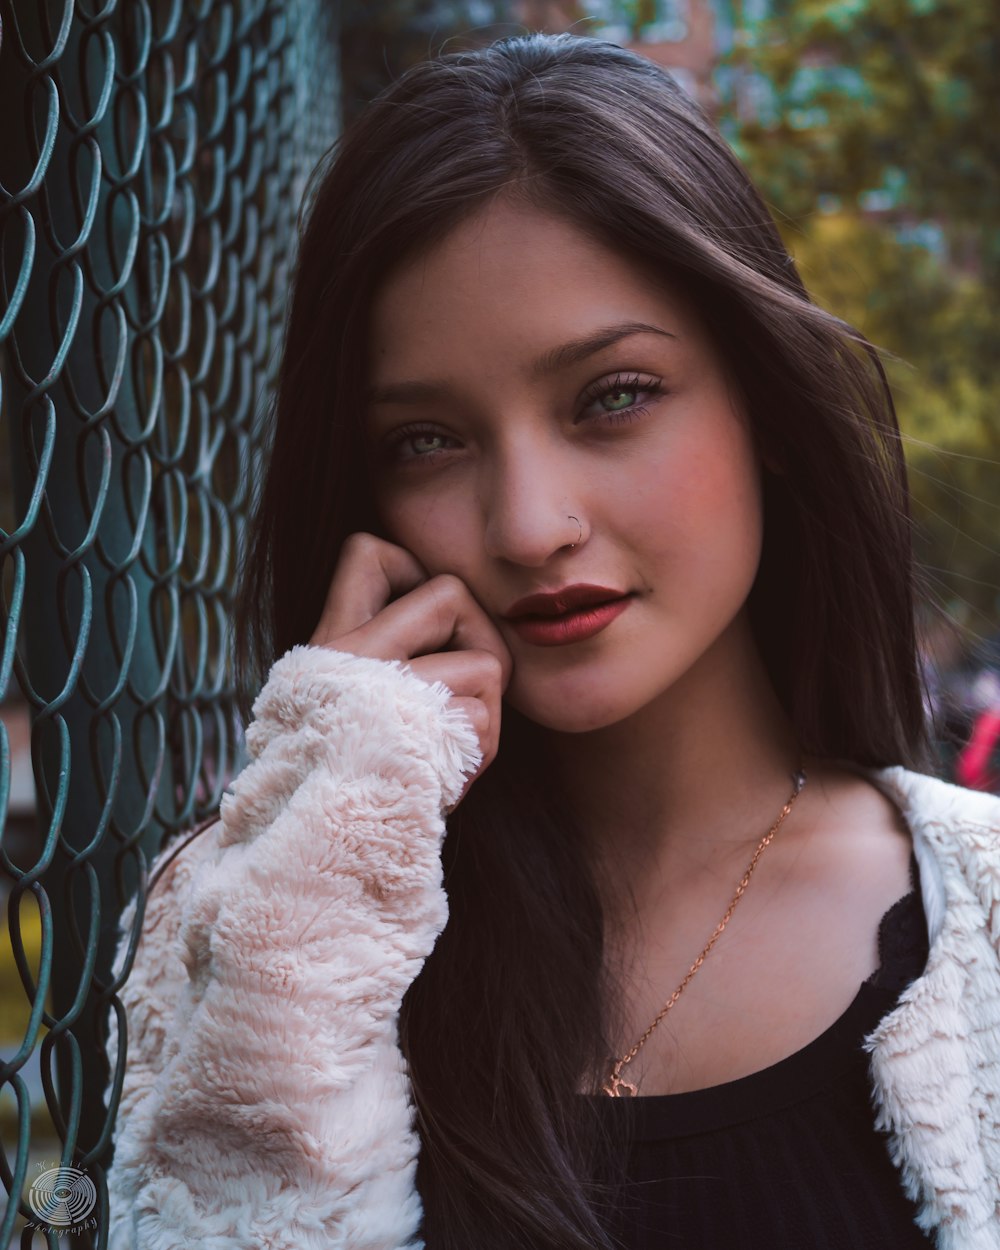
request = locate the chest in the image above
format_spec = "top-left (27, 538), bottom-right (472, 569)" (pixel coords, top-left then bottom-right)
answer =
top-left (599, 853), bottom-right (915, 1096)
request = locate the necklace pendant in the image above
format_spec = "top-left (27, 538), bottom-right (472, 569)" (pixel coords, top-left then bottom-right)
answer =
top-left (602, 1071), bottom-right (638, 1098)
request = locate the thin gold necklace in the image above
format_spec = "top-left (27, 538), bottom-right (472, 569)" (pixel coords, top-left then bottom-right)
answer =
top-left (601, 768), bottom-right (808, 1098)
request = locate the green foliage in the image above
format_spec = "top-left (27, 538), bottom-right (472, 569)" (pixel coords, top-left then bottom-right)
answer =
top-left (727, 0), bottom-right (1000, 264)
top-left (717, 0), bottom-right (1000, 630)
top-left (784, 213), bottom-right (999, 631)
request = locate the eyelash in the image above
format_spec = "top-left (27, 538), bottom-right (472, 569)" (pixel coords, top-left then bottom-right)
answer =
top-left (383, 372), bottom-right (666, 464)
top-left (578, 372), bottom-right (665, 425)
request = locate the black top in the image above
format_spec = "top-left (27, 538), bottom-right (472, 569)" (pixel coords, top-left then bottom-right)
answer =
top-left (587, 852), bottom-right (934, 1249)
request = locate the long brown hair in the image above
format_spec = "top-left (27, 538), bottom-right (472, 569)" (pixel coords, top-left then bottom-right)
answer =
top-left (229, 32), bottom-right (930, 1248)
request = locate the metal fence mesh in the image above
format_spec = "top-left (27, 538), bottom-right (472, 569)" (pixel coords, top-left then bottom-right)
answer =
top-left (0, 0), bottom-right (339, 1242)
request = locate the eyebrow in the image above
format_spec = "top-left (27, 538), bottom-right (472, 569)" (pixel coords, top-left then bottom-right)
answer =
top-left (366, 320), bottom-right (677, 406)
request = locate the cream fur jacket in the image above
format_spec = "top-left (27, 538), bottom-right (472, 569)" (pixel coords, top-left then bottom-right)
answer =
top-left (104, 644), bottom-right (1000, 1249)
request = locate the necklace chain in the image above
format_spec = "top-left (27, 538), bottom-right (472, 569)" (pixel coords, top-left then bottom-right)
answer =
top-left (601, 768), bottom-right (808, 1098)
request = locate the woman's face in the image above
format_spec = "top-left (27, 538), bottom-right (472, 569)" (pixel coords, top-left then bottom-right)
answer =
top-left (365, 197), bottom-right (765, 733)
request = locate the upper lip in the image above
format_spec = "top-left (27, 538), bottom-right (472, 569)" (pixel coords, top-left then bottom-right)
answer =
top-left (502, 584), bottom-right (630, 619)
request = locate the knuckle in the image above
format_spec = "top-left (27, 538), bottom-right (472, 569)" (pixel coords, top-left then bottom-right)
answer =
top-left (476, 650), bottom-right (505, 685)
top-left (341, 531), bottom-right (381, 561)
top-left (424, 574), bottom-right (464, 631)
top-left (450, 696), bottom-right (488, 739)
top-left (428, 572), bottom-right (467, 604)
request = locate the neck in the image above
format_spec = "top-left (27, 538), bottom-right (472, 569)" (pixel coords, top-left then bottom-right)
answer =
top-left (544, 613), bottom-right (801, 919)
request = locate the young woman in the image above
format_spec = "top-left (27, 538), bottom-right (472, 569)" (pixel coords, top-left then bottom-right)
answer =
top-left (104, 32), bottom-right (1000, 1250)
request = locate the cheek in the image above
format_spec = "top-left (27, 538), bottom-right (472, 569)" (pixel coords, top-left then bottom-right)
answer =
top-left (629, 422), bottom-right (764, 586)
top-left (376, 488), bottom-right (479, 575)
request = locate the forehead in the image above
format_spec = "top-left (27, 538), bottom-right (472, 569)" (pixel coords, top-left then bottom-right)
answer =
top-left (367, 198), bottom-right (700, 376)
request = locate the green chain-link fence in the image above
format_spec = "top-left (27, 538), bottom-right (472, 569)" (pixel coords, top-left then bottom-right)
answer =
top-left (0, 0), bottom-right (339, 1242)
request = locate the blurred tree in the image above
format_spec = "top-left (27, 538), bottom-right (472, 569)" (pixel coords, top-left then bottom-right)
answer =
top-left (715, 0), bottom-right (1000, 632)
top-left (787, 214), bottom-right (1000, 636)
top-left (724, 0), bottom-right (1000, 290)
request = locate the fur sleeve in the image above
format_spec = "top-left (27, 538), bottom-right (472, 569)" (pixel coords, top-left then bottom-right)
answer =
top-left (105, 645), bottom-right (482, 1250)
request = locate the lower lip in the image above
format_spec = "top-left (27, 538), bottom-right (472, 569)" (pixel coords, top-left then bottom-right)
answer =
top-left (507, 596), bottom-right (633, 647)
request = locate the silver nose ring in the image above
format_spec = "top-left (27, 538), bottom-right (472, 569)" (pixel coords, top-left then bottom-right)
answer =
top-left (567, 515), bottom-right (582, 548)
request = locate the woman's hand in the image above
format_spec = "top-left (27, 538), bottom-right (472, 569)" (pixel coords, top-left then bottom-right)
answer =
top-left (308, 532), bottom-right (513, 798)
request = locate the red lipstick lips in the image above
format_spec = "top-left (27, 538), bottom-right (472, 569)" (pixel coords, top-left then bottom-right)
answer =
top-left (503, 584), bottom-right (633, 647)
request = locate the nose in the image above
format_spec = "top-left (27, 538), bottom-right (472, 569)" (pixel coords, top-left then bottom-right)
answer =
top-left (481, 439), bottom-right (586, 566)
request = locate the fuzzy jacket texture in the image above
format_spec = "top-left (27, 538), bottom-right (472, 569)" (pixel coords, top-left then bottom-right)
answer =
top-left (103, 644), bottom-right (1000, 1249)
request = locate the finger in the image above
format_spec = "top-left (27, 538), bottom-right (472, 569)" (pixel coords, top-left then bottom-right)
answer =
top-left (438, 694), bottom-right (497, 806)
top-left (312, 533), bottom-right (427, 644)
top-left (445, 695), bottom-right (492, 745)
top-left (409, 651), bottom-right (504, 772)
top-left (447, 725), bottom-right (497, 811)
top-left (349, 575), bottom-right (513, 686)
top-left (450, 697), bottom-right (498, 788)
top-left (407, 648), bottom-right (505, 705)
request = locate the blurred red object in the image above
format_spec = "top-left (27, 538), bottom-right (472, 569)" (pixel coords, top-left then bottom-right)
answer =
top-left (955, 709), bottom-right (1000, 793)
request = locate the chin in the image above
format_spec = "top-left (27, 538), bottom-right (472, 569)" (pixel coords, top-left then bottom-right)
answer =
top-left (504, 674), bottom-right (650, 735)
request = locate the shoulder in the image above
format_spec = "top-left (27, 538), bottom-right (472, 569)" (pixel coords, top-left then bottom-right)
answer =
top-left (866, 765), bottom-right (1000, 847)
top-left (865, 765), bottom-right (1000, 943)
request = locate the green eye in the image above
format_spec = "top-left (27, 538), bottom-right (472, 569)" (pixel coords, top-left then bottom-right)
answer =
top-left (602, 388), bottom-right (637, 412)
top-left (411, 433), bottom-right (446, 454)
